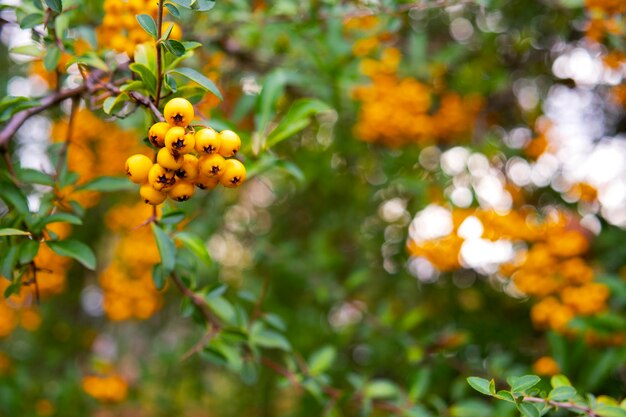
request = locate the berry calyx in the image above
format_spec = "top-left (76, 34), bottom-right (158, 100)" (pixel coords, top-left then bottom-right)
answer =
top-left (199, 154), bottom-right (226, 178)
top-left (125, 154), bottom-right (152, 184)
top-left (157, 147), bottom-right (183, 170)
top-left (194, 128), bottom-right (221, 155)
top-left (148, 122), bottom-right (170, 148)
top-left (168, 181), bottom-right (195, 202)
top-left (175, 154), bottom-right (199, 181)
top-left (165, 126), bottom-right (194, 155)
top-left (218, 130), bottom-right (241, 157)
top-left (194, 176), bottom-right (220, 190)
top-left (140, 183), bottom-right (167, 205)
top-left (219, 159), bottom-right (246, 188)
top-left (164, 98), bottom-right (194, 128)
top-left (148, 164), bottom-right (176, 192)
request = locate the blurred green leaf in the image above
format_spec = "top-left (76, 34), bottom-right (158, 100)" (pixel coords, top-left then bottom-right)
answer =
top-left (151, 223), bottom-right (176, 275)
top-left (549, 386), bottom-right (577, 401)
top-left (130, 63), bottom-right (157, 96)
top-left (175, 232), bottom-right (212, 266)
top-left (169, 68), bottom-right (223, 100)
top-left (364, 380), bottom-right (399, 399)
top-left (77, 176), bottom-right (134, 192)
top-left (467, 377), bottom-right (493, 396)
top-left (18, 240), bottom-right (39, 265)
top-left (508, 375), bottom-right (541, 393)
top-left (47, 239), bottom-right (96, 270)
top-left (308, 346), bottom-right (336, 376)
top-left (44, 0), bottom-right (62, 13)
top-left (0, 228), bottom-right (30, 236)
top-left (265, 99), bottom-right (331, 149)
top-left (517, 403), bottom-right (540, 417)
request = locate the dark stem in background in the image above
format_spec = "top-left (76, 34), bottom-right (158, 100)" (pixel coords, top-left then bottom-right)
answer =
top-left (154, 0), bottom-right (165, 109)
top-left (55, 96), bottom-right (80, 178)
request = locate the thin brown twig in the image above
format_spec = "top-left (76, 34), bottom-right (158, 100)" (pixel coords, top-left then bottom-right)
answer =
top-left (180, 327), bottom-right (220, 362)
top-left (154, 0), bottom-right (165, 109)
top-left (55, 96), bottom-right (79, 178)
top-left (523, 396), bottom-right (598, 417)
top-left (170, 273), bottom-right (222, 329)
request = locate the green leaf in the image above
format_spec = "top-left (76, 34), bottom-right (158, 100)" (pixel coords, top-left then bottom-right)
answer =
top-left (44, 0), bottom-right (62, 13)
top-left (265, 99), bottom-right (331, 149)
top-left (175, 232), bottom-right (211, 266)
top-left (0, 97), bottom-right (40, 122)
top-left (19, 240), bottom-right (40, 265)
top-left (508, 375), bottom-right (541, 393)
top-left (517, 403), bottom-right (540, 417)
top-left (15, 168), bottom-right (54, 186)
top-left (130, 63), bottom-right (157, 96)
top-left (35, 212), bottom-right (83, 229)
top-left (308, 346), bottom-right (336, 376)
top-left (206, 296), bottom-right (236, 324)
top-left (19, 13), bottom-right (44, 29)
top-left (256, 70), bottom-right (288, 137)
top-left (160, 210), bottom-right (185, 225)
top-left (44, 45), bottom-right (62, 72)
top-left (68, 52), bottom-right (108, 71)
top-left (9, 45), bottom-right (44, 58)
top-left (250, 325), bottom-right (291, 351)
top-left (595, 405), bottom-right (626, 417)
top-left (170, 0), bottom-right (192, 7)
top-left (495, 390), bottom-right (516, 403)
top-left (549, 386), bottom-right (577, 402)
top-left (47, 239), bottom-right (96, 270)
top-left (151, 223), bottom-right (176, 275)
top-left (191, 0), bottom-right (215, 11)
top-left (550, 375), bottom-right (572, 388)
top-left (0, 178), bottom-right (30, 214)
top-left (103, 93), bottom-right (129, 115)
top-left (364, 380), bottom-right (399, 399)
top-left (77, 176), bottom-right (134, 192)
top-left (169, 68), bottom-right (223, 100)
top-left (152, 264), bottom-right (166, 290)
top-left (0, 228), bottom-right (31, 236)
top-left (164, 3), bottom-right (180, 17)
top-left (163, 40), bottom-right (186, 57)
top-left (467, 377), bottom-right (493, 396)
top-left (136, 14), bottom-right (157, 39)
top-left (1, 246), bottom-right (19, 279)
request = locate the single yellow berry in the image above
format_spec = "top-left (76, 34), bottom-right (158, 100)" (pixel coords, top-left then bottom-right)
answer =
top-left (175, 154), bottom-right (199, 181)
top-left (148, 122), bottom-right (170, 148)
top-left (218, 130), bottom-right (241, 157)
top-left (168, 181), bottom-right (195, 202)
top-left (157, 147), bottom-right (183, 170)
top-left (194, 176), bottom-right (220, 190)
top-left (194, 128), bottom-right (221, 155)
top-left (165, 127), bottom-right (195, 155)
top-left (199, 154), bottom-right (226, 178)
top-left (163, 97), bottom-right (194, 128)
top-left (125, 154), bottom-right (152, 184)
top-left (220, 159), bottom-right (246, 188)
top-left (140, 183), bottom-right (167, 205)
top-left (148, 164), bottom-right (176, 191)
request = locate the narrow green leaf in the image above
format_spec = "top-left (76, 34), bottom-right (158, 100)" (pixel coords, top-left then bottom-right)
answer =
top-left (103, 93), bottom-right (129, 115)
top-left (44, 0), bottom-right (62, 13)
top-left (495, 390), bottom-right (516, 403)
top-left (47, 239), bottom-right (96, 270)
top-left (77, 176), bottom-right (134, 192)
top-left (190, 0), bottom-right (215, 11)
top-left (129, 63), bottom-right (157, 96)
top-left (0, 178), bottom-right (30, 214)
top-left (164, 3), bottom-right (180, 17)
top-left (551, 375), bottom-right (572, 388)
top-left (15, 168), bottom-right (54, 186)
top-left (36, 212), bottom-right (83, 228)
top-left (19, 240), bottom-right (40, 265)
top-left (44, 46), bottom-right (62, 72)
top-left (170, 0), bottom-right (192, 7)
top-left (151, 223), bottom-right (176, 274)
top-left (1, 246), bottom-right (19, 279)
top-left (549, 386), bottom-right (577, 402)
top-left (595, 405), bottom-right (626, 417)
top-left (364, 380), bottom-right (399, 399)
top-left (517, 403), bottom-right (540, 417)
top-left (250, 325), bottom-right (291, 351)
top-left (308, 346), bottom-right (336, 376)
top-left (467, 377), bottom-right (493, 396)
top-left (163, 39), bottom-right (185, 57)
top-left (19, 13), bottom-right (44, 29)
top-left (136, 14), bottom-right (157, 39)
top-left (265, 99), bottom-right (331, 148)
top-left (9, 45), bottom-right (44, 58)
top-left (0, 228), bottom-right (31, 236)
top-left (175, 232), bottom-right (211, 266)
top-left (169, 67), bottom-right (223, 100)
top-left (256, 70), bottom-right (288, 137)
top-left (509, 375), bottom-right (541, 393)
top-left (152, 264), bottom-right (165, 290)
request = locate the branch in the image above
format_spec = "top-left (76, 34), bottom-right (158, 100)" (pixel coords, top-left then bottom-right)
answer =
top-left (170, 273), bottom-right (221, 329)
top-left (523, 397), bottom-right (598, 417)
top-left (0, 84), bottom-right (87, 149)
top-left (154, 0), bottom-right (165, 108)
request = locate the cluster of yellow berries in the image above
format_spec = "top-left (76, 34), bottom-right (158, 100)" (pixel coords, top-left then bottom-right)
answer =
top-left (100, 203), bottom-right (162, 320)
top-left (125, 98), bottom-right (247, 205)
top-left (82, 373), bottom-right (128, 403)
top-left (98, 0), bottom-right (181, 56)
top-left (353, 48), bottom-right (482, 147)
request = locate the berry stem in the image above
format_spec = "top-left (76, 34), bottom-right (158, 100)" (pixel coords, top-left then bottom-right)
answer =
top-left (154, 0), bottom-right (165, 109)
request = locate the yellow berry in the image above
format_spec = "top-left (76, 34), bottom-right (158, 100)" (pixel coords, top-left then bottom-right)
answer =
top-left (199, 154), bottom-right (226, 178)
top-left (168, 181), bottom-right (195, 202)
top-left (164, 97), bottom-right (194, 128)
top-left (165, 127), bottom-right (194, 155)
top-left (218, 130), bottom-right (241, 157)
top-left (157, 147), bottom-right (183, 170)
top-left (125, 154), bottom-right (152, 184)
top-left (175, 154), bottom-right (199, 181)
top-left (194, 176), bottom-right (220, 190)
top-left (148, 122), bottom-right (170, 148)
top-left (220, 159), bottom-right (246, 188)
top-left (148, 164), bottom-right (176, 191)
top-left (140, 183), bottom-right (167, 205)
top-left (194, 128), bottom-right (221, 155)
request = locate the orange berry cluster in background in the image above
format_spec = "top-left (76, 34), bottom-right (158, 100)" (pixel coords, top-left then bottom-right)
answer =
top-left (408, 207), bottom-right (618, 343)
top-left (98, 0), bottom-right (181, 56)
top-left (82, 373), bottom-right (128, 403)
top-left (353, 48), bottom-right (482, 147)
top-left (126, 98), bottom-right (246, 206)
top-left (99, 203), bottom-right (163, 321)
top-left (52, 109), bottom-right (146, 209)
